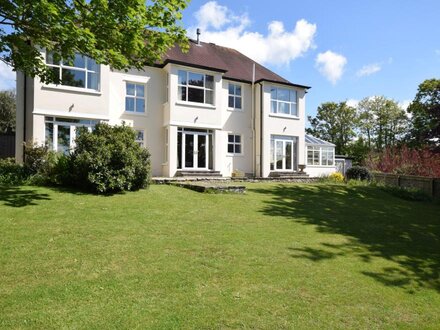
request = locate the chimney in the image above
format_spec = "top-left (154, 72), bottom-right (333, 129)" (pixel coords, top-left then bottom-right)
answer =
top-left (196, 28), bottom-right (201, 45)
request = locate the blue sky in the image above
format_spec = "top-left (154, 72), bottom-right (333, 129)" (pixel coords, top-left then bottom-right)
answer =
top-left (1, 0), bottom-right (439, 119)
top-left (181, 0), bottom-right (440, 117)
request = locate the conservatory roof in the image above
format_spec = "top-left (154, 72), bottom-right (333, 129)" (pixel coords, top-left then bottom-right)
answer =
top-left (305, 135), bottom-right (335, 147)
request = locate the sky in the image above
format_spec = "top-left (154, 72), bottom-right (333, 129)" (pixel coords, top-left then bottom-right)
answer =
top-left (1, 0), bottom-right (439, 119)
top-left (181, 0), bottom-right (440, 117)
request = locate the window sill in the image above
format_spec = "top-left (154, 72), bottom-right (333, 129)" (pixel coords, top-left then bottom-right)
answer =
top-left (175, 101), bottom-right (216, 110)
top-left (227, 108), bottom-right (244, 112)
top-left (306, 165), bottom-right (335, 168)
top-left (227, 154), bottom-right (244, 157)
top-left (42, 84), bottom-right (101, 95)
top-left (268, 113), bottom-right (300, 120)
top-left (123, 111), bottom-right (147, 117)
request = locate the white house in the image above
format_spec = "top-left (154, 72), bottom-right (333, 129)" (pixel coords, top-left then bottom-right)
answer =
top-left (15, 39), bottom-right (336, 178)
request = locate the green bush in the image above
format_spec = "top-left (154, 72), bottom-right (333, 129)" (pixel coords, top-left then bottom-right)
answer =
top-left (345, 166), bottom-right (372, 181)
top-left (70, 123), bottom-right (151, 193)
top-left (23, 142), bottom-right (51, 175)
top-left (0, 158), bottom-right (26, 185)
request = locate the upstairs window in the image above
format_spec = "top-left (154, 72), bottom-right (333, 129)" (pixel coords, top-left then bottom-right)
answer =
top-left (125, 83), bottom-right (146, 113)
top-left (178, 70), bottom-right (214, 105)
top-left (46, 53), bottom-right (100, 91)
top-left (228, 83), bottom-right (242, 110)
top-left (270, 87), bottom-right (297, 116)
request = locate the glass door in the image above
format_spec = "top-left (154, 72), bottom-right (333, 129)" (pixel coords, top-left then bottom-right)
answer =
top-left (181, 132), bottom-right (209, 170)
top-left (271, 136), bottom-right (297, 171)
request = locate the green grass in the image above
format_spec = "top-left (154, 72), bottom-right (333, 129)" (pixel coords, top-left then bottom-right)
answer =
top-left (0, 183), bottom-right (439, 329)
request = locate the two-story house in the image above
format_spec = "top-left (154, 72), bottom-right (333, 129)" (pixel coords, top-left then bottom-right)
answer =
top-left (15, 39), bottom-right (336, 178)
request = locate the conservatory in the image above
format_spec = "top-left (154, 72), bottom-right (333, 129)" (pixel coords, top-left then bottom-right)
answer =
top-left (305, 135), bottom-right (337, 177)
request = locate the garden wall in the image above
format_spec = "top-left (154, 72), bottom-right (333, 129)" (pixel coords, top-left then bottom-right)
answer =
top-left (373, 173), bottom-right (440, 199)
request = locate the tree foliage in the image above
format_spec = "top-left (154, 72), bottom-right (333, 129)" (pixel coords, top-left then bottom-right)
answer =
top-left (357, 96), bottom-right (407, 151)
top-left (306, 101), bottom-right (357, 154)
top-left (0, 0), bottom-right (189, 83)
top-left (0, 89), bottom-right (15, 134)
top-left (407, 79), bottom-right (440, 150)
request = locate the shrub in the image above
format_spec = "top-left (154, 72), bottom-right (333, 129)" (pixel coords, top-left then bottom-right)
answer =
top-left (328, 172), bottom-right (344, 182)
top-left (70, 123), bottom-right (151, 193)
top-left (345, 166), bottom-right (372, 181)
top-left (0, 158), bottom-right (26, 185)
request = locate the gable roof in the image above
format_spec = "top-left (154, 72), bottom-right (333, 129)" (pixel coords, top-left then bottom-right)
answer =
top-left (305, 135), bottom-right (335, 146)
top-left (162, 40), bottom-right (310, 89)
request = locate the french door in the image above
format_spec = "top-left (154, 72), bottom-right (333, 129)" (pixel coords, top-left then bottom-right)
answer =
top-left (177, 128), bottom-right (212, 170)
top-left (271, 136), bottom-right (297, 171)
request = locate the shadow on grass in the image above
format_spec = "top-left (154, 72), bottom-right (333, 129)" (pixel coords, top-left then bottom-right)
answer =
top-left (0, 185), bottom-right (51, 207)
top-left (251, 184), bottom-right (440, 292)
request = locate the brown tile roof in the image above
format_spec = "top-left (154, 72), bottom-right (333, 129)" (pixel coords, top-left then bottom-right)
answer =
top-left (162, 40), bottom-right (310, 89)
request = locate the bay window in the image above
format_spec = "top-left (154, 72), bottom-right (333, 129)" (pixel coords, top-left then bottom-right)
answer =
top-left (178, 70), bottom-right (214, 105)
top-left (270, 87), bottom-right (297, 116)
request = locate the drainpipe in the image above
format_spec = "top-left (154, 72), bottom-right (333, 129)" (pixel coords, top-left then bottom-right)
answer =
top-left (260, 82), bottom-right (264, 177)
top-left (22, 73), bottom-right (27, 161)
top-left (251, 63), bottom-right (255, 176)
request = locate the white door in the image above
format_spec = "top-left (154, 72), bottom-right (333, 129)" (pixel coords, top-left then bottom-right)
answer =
top-left (182, 132), bottom-right (209, 170)
top-left (271, 137), bottom-right (296, 171)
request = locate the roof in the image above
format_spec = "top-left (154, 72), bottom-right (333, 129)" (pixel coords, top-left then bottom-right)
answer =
top-left (305, 135), bottom-right (335, 147)
top-left (162, 39), bottom-right (310, 89)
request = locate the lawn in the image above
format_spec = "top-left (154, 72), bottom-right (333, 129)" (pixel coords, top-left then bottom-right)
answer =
top-left (0, 182), bottom-right (439, 329)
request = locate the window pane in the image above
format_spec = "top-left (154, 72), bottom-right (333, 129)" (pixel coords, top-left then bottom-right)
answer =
top-left (235, 144), bottom-right (241, 154)
top-left (126, 97), bottom-right (134, 112)
top-left (188, 72), bottom-right (204, 86)
top-left (235, 85), bottom-right (241, 96)
top-left (188, 88), bottom-right (204, 103)
top-left (136, 84), bottom-right (145, 97)
top-left (178, 70), bottom-right (187, 85)
top-left (289, 90), bottom-right (297, 102)
top-left (271, 101), bottom-right (277, 113)
top-left (136, 98), bottom-right (145, 112)
top-left (50, 67), bottom-right (61, 83)
top-left (205, 90), bottom-right (214, 105)
top-left (228, 144), bottom-right (234, 153)
top-left (87, 58), bottom-right (99, 71)
top-left (228, 96), bottom-right (234, 108)
top-left (271, 88), bottom-right (277, 99)
top-left (235, 135), bottom-right (241, 143)
top-left (235, 97), bottom-right (242, 109)
top-left (46, 52), bottom-right (61, 65)
top-left (307, 150), bottom-right (313, 165)
top-left (61, 69), bottom-right (85, 88)
top-left (279, 102), bottom-right (290, 114)
top-left (290, 103), bottom-right (298, 116)
top-left (277, 88), bottom-right (289, 101)
top-left (87, 72), bottom-right (99, 90)
top-left (57, 125), bottom-right (71, 154)
top-left (228, 134), bottom-right (234, 142)
top-left (205, 75), bottom-right (214, 89)
top-left (126, 83), bottom-right (135, 96)
top-left (270, 139), bottom-right (274, 170)
top-left (45, 122), bottom-right (54, 150)
top-left (228, 83), bottom-right (235, 95)
top-left (179, 86), bottom-right (187, 101)
top-left (313, 150), bottom-right (320, 165)
top-left (73, 54), bottom-right (86, 68)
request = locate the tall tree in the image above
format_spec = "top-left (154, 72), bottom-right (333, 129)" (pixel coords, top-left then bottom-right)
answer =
top-left (0, 0), bottom-right (189, 83)
top-left (407, 79), bottom-right (440, 150)
top-left (357, 96), bottom-right (407, 151)
top-left (306, 101), bottom-right (357, 154)
top-left (0, 89), bottom-right (15, 134)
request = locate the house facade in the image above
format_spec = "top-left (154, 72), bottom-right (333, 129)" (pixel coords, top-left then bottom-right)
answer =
top-left (15, 39), bottom-right (336, 178)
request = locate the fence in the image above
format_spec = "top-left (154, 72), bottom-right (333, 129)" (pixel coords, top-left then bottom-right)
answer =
top-left (0, 134), bottom-right (15, 159)
top-left (373, 172), bottom-right (440, 199)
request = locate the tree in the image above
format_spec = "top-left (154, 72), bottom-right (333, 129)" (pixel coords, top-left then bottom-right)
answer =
top-left (0, 0), bottom-right (189, 83)
top-left (306, 101), bottom-right (357, 155)
top-left (407, 79), bottom-right (440, 150)
top-left (0, 89), bottom-right (15, 134)
top-left (357, 96), bottom-right (407, 151)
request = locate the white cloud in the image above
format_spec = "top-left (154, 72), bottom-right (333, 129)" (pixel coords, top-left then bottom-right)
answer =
top-left (189, 1), bottom-right (317, 66)
top-left (346, 99), bottom-right (359, 108)
top-left (0, 61), bottom-right (16, 90)
top-left (315, 51), bottom-right (347, 84)
top-left (356, 63), bottom-right (381, 77)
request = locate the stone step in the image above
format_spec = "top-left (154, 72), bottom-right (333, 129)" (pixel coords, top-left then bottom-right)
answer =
top-left (269, 171), bottom-right (309, 178)
top-left (176, 170), bottom-right (222, 177)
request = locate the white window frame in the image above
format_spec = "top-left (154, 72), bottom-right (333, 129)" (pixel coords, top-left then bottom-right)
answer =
top-left (134, 129), bottom-right (145, 147)
top-left (270, 87), bottom-right (298, 117)
top-left (307, 145), bottom-right (335, 166)
top-left (177, 70), bottom-right (214, 105)
top-left (228, 83), bottom-right (242, 110)
top-left (44, 117), bottom-right (98, 153)
top-left (227, 134), bottom-right (242, 155)
top-left (125, 82), bottom-right (146, 113)
top-left (45, 53), bottom-right (100, 91)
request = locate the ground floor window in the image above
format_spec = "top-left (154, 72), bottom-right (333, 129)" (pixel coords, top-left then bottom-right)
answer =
top-left (134, 129), bottom-right (145, 147)
top-left (227, 134), bottom-right (242, 154)
top-left (307, 146), bottom-right (334, 166)
top-left (44, 117), bottom-right (98, 153)
top-left (270, 135), bottom-right (298, 171)
top-left (177, 127), bottom-right (213, 170)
